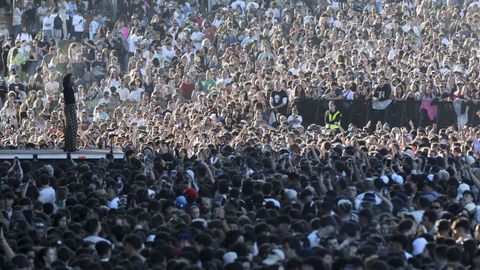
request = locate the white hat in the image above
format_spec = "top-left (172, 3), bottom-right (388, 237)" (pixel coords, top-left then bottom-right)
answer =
top-left (459, 183), bottom-right (471, 194)
top-left (262, 248), bottom-right (285, 265)
top-left (146, 234), bottom-right (156, 242)
top-left (192, 218), bottom-right (208, 229)
top-left (380, 175), bottom-right (389, 185)
top-left (412, 237), bottom-right (428, 256)
top-left (284, 189), bottom-right (297, 200)
top-left (467, 156), bottom-right (476, 166)
top-left (391, 173), bottom-right (404, 185)
top-left (223, 251), bottom-right (238, 264)
top-left (408, 210), bottom-right (424, 224)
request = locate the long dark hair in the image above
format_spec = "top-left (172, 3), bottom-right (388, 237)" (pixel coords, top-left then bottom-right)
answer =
top-left (34, 247), bottom-right (51, 269)
top-left (12, 48), bottom-right (18, 59)
top-left (62, 73), bottom-right (74, 90)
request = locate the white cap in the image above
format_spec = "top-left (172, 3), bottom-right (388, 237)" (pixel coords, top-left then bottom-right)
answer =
top-left (284, 189), bottom-right (297, 200)
top-left (262, 248), bottom-right (285, 265)
top-left (380, 175), bottom-right (389, 184)
top-left (146, 234), bottom-right (156, 242)
top-left (223, 251), bottom-right (238, 264)
top-left (459, 183), bottom-right (471, 194)
top-left (412, 238), bottom-right (428, 256)
top-left (391, 173), bottom-right (404, 185)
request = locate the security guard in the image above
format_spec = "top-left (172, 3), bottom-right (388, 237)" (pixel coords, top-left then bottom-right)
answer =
top-left (325, 101), bottom-right (342, 130)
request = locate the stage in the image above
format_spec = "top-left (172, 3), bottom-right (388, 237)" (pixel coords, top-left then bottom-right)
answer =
top-left (0, 149), bottom-right (125, 160)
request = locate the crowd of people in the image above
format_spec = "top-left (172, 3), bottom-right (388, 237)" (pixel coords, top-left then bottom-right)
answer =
top-left (0, 0), bottom-right (480, 269)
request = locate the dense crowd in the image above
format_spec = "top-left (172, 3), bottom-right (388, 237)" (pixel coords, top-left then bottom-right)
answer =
top-left (0, 0), bottom-right (480, 269)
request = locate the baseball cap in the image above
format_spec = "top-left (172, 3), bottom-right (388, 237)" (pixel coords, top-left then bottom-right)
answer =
top-left (412, 237), bottom-right (427, 256)
top-left (262, 248), bottom-right (285, 265)
top-left (175, 196), bottom-right (187, 208)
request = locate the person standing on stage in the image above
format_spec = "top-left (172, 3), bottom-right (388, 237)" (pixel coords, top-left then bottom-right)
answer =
top-left (63, 73), bottom-right (77, 152)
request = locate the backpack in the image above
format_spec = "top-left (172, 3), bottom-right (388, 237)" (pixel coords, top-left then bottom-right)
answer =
top-left (54, 15), bottom-right (62, 30)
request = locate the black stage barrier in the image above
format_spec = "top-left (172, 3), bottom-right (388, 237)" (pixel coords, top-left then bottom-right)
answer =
top-left (296, 99), bottom-right (480, 129)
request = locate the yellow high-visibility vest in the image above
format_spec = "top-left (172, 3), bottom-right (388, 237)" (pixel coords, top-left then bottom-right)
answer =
top-left (326, 111), bottom-right (341, 129)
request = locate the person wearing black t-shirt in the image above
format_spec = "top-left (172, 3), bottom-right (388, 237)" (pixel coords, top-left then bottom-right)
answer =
top-left (108, 33), bottom-right (126, 71)
top-left (269, 85), bottom-right (289, 118)
top-left (8, 75), bottom-right (25, 93)
top-left (372, 77), bottom-right (392, 125)
top-left (72, 55), bottom-right (88, 80)
top-left (9, 75), bottom-right (26, 103)
top-left (91, 53), bottom-right (107, 83)
top-left (63, 74), bottom-right (77, 152)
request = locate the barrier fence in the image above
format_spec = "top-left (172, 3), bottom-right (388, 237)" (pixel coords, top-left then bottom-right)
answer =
top-left (296, 99), bottom-right (480, 129)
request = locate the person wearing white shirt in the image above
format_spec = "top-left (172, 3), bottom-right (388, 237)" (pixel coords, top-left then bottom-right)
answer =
top-left (97, 91), bottom-right (111, 105)
top-left (93, 105), bottom-right (110, 122)
top-left (161, 44), bottom-right (176, 62)
top-left (241, 31), bottom-right (255, 48)
top-left (190, 29), bottom-right (204, 49)
top-left (128, 30), bottom-right (139, 56)
top-left (116, 82), bottom-right (130, 101)
top-left (212, 15), bottom-right (223, 28)
top-left (289, 67), bottom-right (299, 76)
top-left (37, 1), bottom-right (49, 22)
top-left (16, 27), bottom-right (33, 43)
top-left (39, 179), bottom-right (56, 204)
top-left (71, 13), bottom-right (84, 40)
top-left (287, 109), bottom-right (303, 129)
top-left (333, 19), bottom-right (342, 29)
top-left (131, 116), bottom-right (147, 127)
top-left (128, 86), bottom-right (145, 102)
top-left (42, 15), bottom-right (53, 38)
top-left (89, 16), bottom-right (101, 40)
top-left (266, 3), bottom-right (281, 19)
top-left (1, 28), bottom-right (9, 40)
top-left (173, 7), bottom-right (185, 26)
top-left (387, 48), bottom-right (397, 61)
top-left (65, 0), bottom-right (78, 17)
top-left (12, 6), bottom-right (23, 37)
top-left (231, 0), bottom-right (246, 15)
top-left (44, 75), bottom-right (60, 97)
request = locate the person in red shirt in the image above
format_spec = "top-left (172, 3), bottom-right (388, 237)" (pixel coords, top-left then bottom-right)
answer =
top-left (179, 76), bottom-right (195, 100)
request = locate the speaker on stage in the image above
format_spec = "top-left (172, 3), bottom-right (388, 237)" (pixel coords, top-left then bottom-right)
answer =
top-left (62, 74), bottom-right (78, 152)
